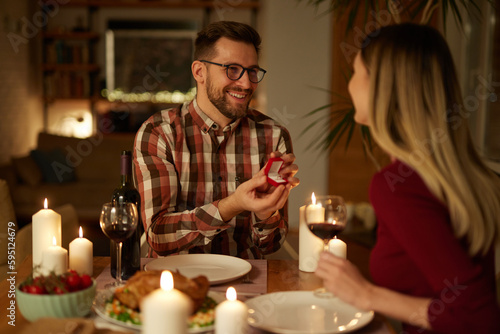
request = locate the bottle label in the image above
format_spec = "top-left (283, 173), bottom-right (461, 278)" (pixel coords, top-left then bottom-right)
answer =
top-left (121, 154), bottom-right (131, 176)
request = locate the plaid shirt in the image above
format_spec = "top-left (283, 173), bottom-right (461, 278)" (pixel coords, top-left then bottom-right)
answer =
top-left (133, 99), bottom-right (293, 258)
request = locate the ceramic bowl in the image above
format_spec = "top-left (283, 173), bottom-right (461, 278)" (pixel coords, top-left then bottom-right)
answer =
top-left (16, 280), bottom-right (96, 321)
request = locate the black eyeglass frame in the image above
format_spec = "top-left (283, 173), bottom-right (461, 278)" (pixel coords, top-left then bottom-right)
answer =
top-left (199, 60), bottom-right (267, 83)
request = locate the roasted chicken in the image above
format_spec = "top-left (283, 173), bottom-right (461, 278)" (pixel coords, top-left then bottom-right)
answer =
top-left (114, 270), bottom-right (210, 314)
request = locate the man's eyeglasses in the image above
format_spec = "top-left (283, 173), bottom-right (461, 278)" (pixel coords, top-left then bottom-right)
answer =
top-left (200, 60), bottom-right (267, 83)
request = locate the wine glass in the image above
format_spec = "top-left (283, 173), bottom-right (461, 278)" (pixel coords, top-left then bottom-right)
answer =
top-left (305, 193), bottom-right (347, 298)
top-left (99, 202), bottom-right (138, 287)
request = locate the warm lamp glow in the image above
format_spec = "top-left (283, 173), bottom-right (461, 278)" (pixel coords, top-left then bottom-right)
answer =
top-left (161, 271), bottom-right (174, 291)
top-left (44, 198), bottom-right (48, 209)
top-left (79, 226), bottom-right (83, 238)
top-left (226, 287), bottom-right (237, 301)
top-left (54, 108), bottom-right (93, 138)
top-left (52, 236), bottom-right (57, 246)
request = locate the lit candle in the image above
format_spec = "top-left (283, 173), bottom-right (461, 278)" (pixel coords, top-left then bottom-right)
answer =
top-left (305, 192), bottom-right (325, 223)
top-left (215, 287), bottom-right (248, 334)
top-left (69, 226), bottom-right (93, 275)
top-left (299, 205), bottom-right (323, 272)
top-left (141, 271), bottom-right (191, 334)
top-left (32, 198), bottom-right (61, 272)
top-left (328, 236), bottom-right (347, 259)
top-left (41, 236), bottom-right (68, 276)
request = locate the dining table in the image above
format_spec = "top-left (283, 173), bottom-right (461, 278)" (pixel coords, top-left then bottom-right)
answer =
top-left (0, 256), bottom-right (396, 334)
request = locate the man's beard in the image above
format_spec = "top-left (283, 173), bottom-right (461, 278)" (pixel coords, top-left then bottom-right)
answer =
top-left (206, 75), bottom-right (253, 121)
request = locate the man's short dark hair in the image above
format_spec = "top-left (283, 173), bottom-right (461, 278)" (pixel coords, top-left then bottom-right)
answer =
top-left (194, 21), bottom-right (261, 60)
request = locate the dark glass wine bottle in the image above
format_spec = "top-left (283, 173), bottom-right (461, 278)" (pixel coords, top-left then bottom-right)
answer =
top-left (110, 150), bottom-right (142, 279)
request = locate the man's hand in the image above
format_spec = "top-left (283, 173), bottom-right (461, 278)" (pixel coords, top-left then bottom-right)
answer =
top-left (268, 151), bottom-right (299, 187)
top-left (219, 151), bottom-right (300, 221)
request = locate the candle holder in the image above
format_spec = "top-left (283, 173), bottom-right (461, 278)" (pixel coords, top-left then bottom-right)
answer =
top-left (305, 194), bottom-right (347, 298)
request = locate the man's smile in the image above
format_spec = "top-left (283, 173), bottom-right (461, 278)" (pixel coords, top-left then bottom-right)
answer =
top-left (228, 91), bottom-right (246, 99)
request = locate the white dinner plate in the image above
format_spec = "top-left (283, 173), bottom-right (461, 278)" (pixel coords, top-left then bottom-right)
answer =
top-left (246, 291), bottom-right (374, 333)
top-left (93, 288), bottom-right (224, 333)
top-left (144, 254), bottom-right (252, 285)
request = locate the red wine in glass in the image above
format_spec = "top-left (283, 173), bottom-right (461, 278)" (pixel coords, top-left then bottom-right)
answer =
top-left (102, 225), bottom-right (136, 243)
top-left (99, 202), bottom-right (138, 287)
top-left (305, 194), bottom-right (347, 298)
top-left (308, 223), bottom-right (344, 241)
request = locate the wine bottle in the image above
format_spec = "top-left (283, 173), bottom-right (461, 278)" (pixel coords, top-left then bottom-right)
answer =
top-left (110, 150), bottom-right (142, 279)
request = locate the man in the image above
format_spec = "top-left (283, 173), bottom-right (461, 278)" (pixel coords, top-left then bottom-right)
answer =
top-left (134, 21), bottom-right (299, 258)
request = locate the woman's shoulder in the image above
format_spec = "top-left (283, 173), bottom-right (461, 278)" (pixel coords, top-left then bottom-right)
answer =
top-left (369, 160), bottom-right (444, 209)
top-left (371, 160), bottom-right (422, 194)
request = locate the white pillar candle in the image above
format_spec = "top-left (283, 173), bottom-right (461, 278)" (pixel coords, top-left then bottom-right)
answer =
top-left (141, 271), bottom-right (191, 334)
top-left (329, 237), bottom-right (347, 259)
top-left (215, 287), bottom-right (248, 334)
top-left (69, 226), bottom-right (93, 275)
top-left (299, 205), bottom-right (324, 272)
top-left (41, 236), bottom-right (68, 276)
top-left (305, 193), bottom-right (325, 223)
top-left (32, 198), bottom-right (62, 272)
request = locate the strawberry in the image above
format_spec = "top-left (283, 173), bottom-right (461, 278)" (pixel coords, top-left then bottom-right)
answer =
top-left (27, 284), bottom-right (45, 295)
top-left (66, 273), bottom-right (82, 291)
top-left (22, 270), bottom-right (93, 295)
top-left (53, 286), bottom-right (66, 294)
top-left (80, 274), bottom-right (93, 289)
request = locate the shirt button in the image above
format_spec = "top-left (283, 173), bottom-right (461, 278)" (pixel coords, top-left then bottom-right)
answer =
top-left (212, 124), bottom-right (217, 129)
top-left (218, 176), bottom-right (222, 182)
top-left (258, 228), bottom-right (264, 232)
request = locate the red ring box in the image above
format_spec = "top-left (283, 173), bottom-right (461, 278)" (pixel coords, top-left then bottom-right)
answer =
top-left (264, 157), bottom-right (288, 187)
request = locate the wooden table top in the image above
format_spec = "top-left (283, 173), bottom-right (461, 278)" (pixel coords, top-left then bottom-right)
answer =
top-left (0, 256), bottom-right (395, 333)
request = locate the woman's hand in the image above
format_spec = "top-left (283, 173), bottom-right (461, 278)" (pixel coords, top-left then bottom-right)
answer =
top-left (315, 251), bottom-right (374, 311)
top-left (316, 251), bottom-right (433, 329)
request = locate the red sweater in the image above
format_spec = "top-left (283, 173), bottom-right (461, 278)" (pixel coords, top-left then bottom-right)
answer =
top-left (369, 160), bottom-right (500, 333)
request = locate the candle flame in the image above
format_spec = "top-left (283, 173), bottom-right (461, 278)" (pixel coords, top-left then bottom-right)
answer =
top-left (311, 192), bottom-right (316, 205)
top-left (226, 286), bottom-right (237, 301)
top-left (79, 226), bottom-right (83, 238)
top-left (160, 271), bottom-right (174, 291)
top-left (52, 236), bottom-right (57, 246)
top-left (44, 198), bottom-right (48, 209)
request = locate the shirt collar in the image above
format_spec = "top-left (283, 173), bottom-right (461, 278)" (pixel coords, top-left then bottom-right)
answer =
top-left (191, 97), bottom-right (242, 134)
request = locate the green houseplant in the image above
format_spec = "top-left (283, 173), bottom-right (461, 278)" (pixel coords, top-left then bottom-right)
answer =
top-left (299, 0), bottom-right (491, 157)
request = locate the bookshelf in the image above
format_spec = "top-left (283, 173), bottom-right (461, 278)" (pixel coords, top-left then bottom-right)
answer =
top-left (40, 0), bottom-right (259, 134)
top-left (42, 31), bottom-right (100, 100)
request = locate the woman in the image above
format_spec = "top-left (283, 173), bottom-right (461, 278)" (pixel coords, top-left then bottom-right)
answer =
top-left (315, 23), bottom-right (500, 333)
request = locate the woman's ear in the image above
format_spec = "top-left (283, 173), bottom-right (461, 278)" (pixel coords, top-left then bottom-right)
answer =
top-left (192, 61), bottom-right (205, 84)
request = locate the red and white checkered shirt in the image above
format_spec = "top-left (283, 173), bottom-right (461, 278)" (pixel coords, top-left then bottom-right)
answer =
top-left (133, 99), bottom-right (293, 258)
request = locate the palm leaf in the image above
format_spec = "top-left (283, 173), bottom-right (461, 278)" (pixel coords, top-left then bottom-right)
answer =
top-left (298, 0), bottom-right (491, 31)
top-left (296, 0), bottom-right (490, 157)
top-left (300, 99), bottom-right (373, 154)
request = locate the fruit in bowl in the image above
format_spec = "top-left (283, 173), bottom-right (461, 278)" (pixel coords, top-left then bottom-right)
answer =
top-left (16, 270), bottom-right (96, 322)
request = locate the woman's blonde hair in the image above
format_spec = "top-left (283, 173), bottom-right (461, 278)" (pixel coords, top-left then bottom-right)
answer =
top-left (361, 23), bottom-right (500, 256)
